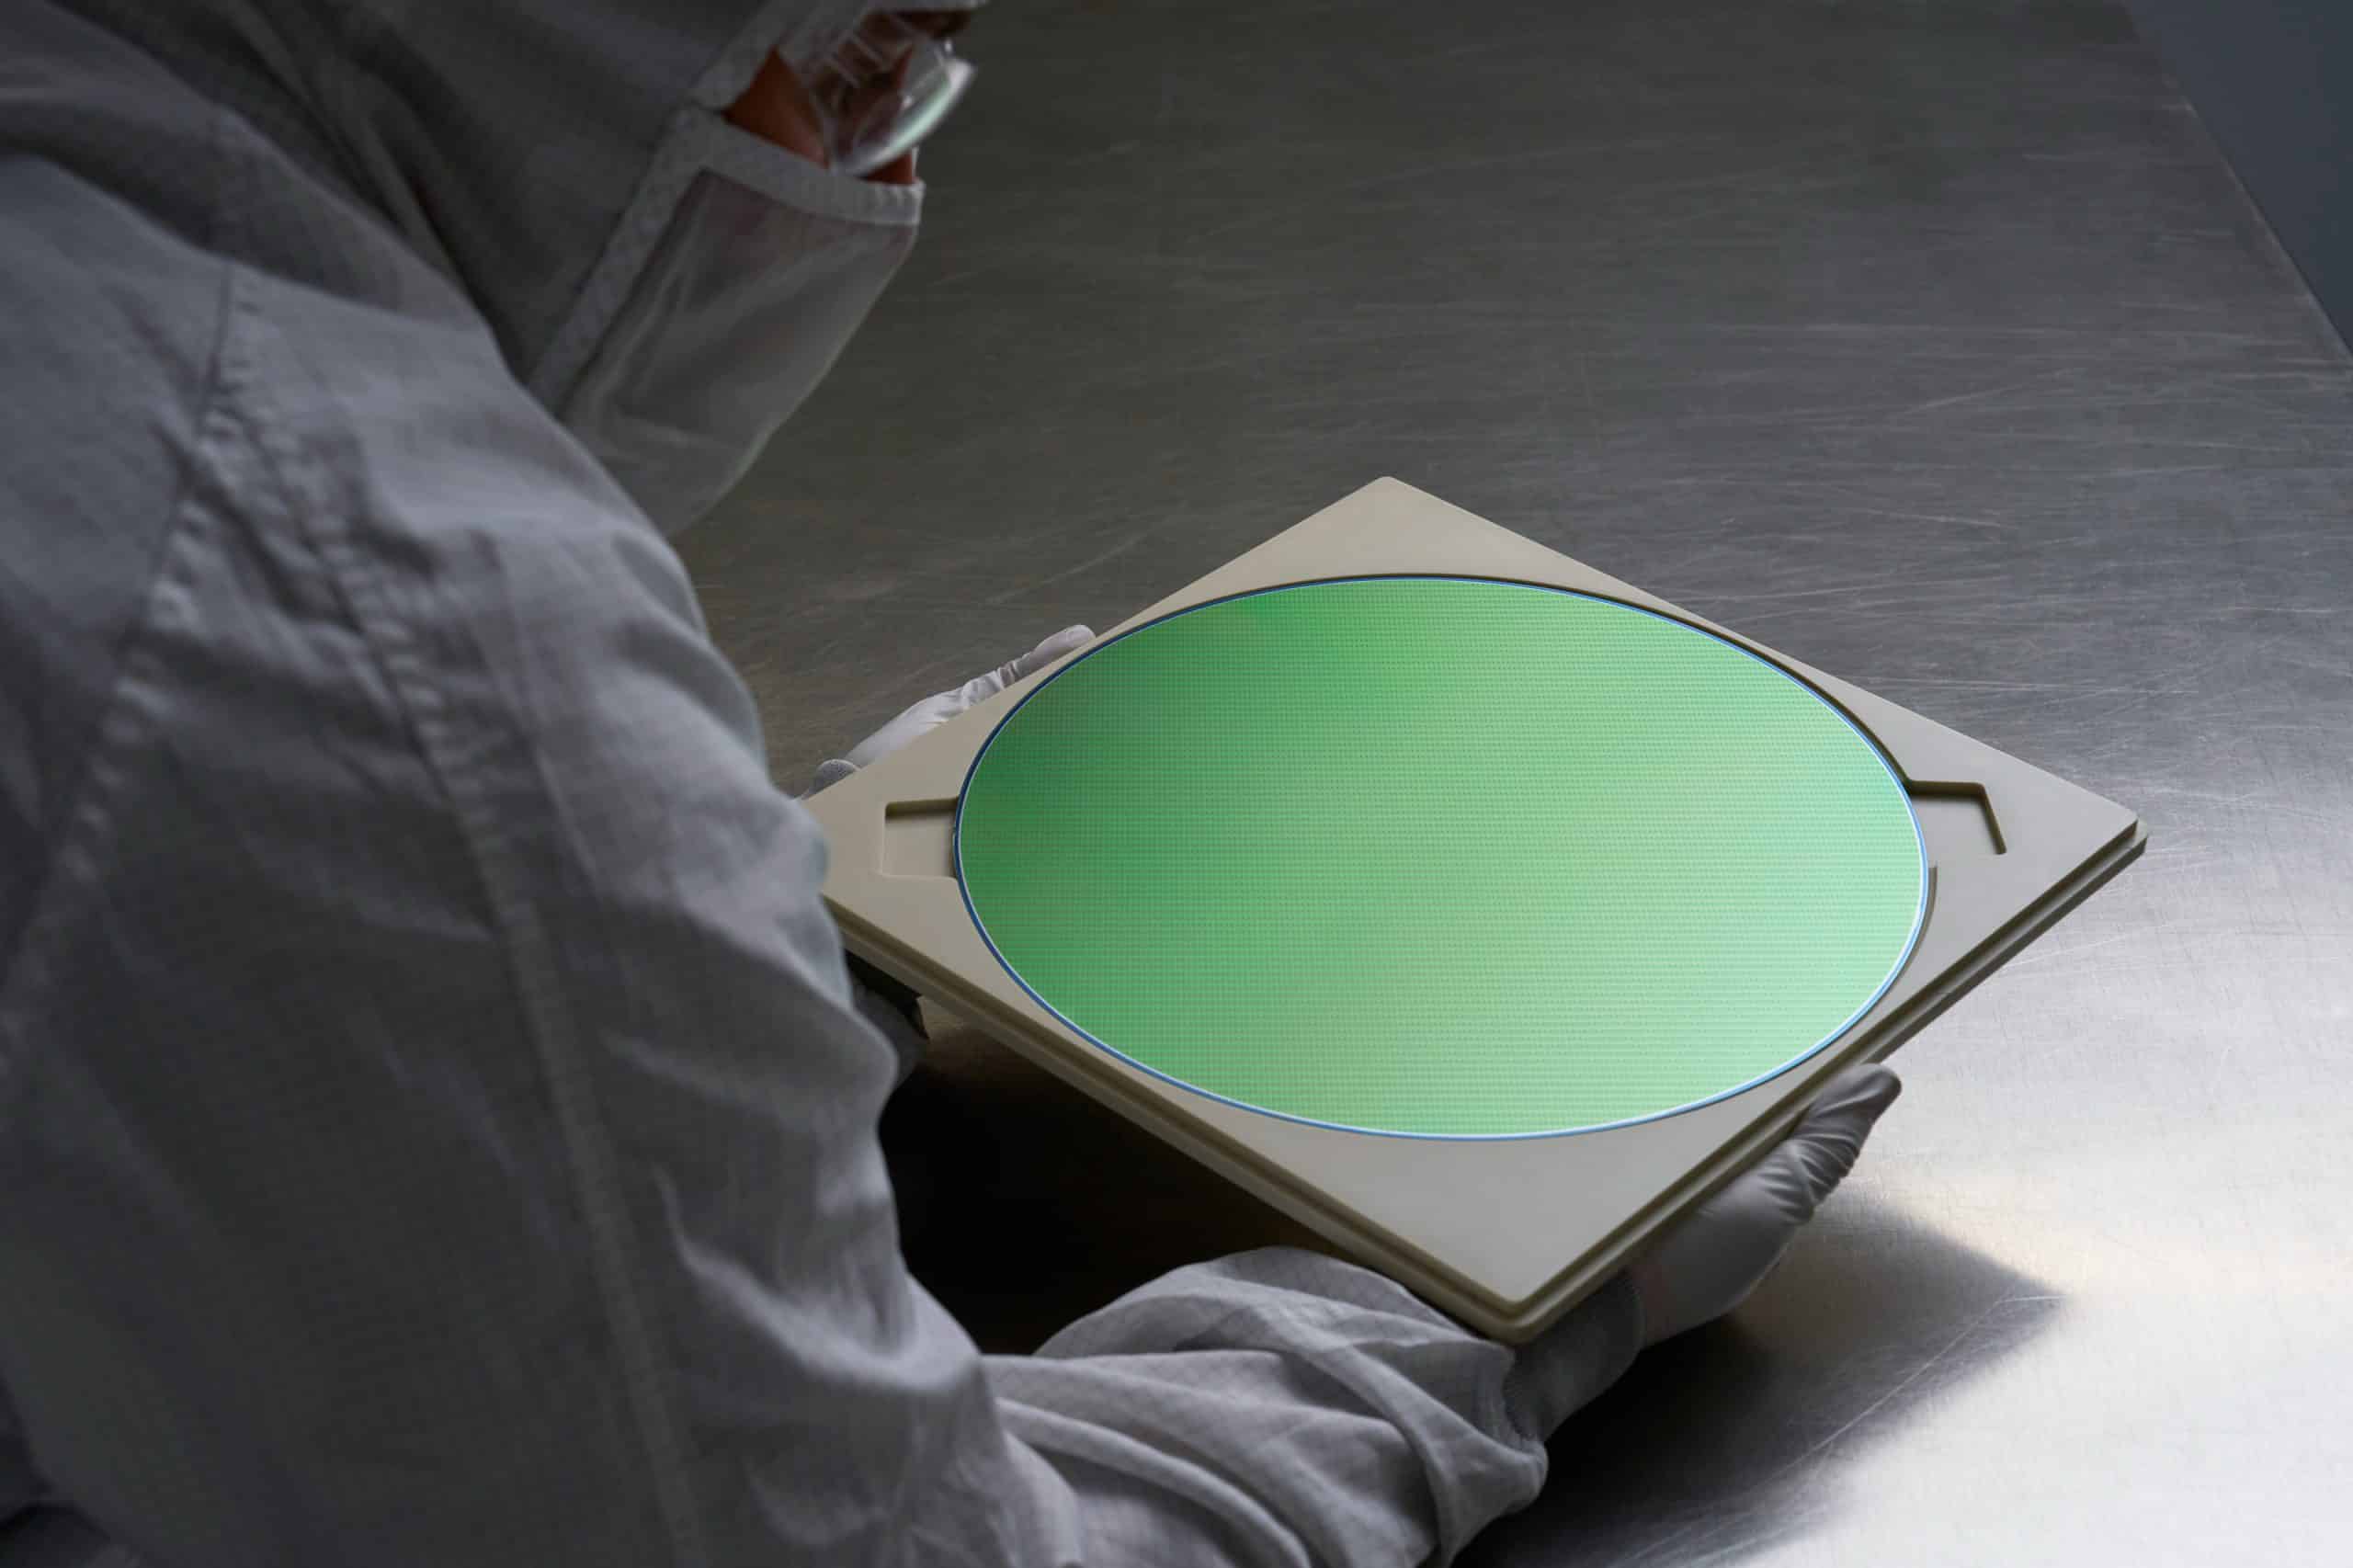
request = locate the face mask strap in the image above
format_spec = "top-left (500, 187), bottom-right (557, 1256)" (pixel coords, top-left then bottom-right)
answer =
top-left (526, 106), bottom-right (714, 409)
top-left (529, 1), bottom-right (904, 410)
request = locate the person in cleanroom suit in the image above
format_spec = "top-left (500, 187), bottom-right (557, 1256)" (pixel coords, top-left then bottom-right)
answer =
top-left (0, 1), bottom-right (1904, 1562)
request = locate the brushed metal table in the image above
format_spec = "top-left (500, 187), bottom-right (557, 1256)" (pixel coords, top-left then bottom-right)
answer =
top-left (684, 1), bottom-right (2353, 1560)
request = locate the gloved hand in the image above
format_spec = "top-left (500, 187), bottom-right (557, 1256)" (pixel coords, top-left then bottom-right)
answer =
top-left (803, 623), bottom-right (1097, 796)
top-left (1626, 1062), bottom-right (1902, 1346)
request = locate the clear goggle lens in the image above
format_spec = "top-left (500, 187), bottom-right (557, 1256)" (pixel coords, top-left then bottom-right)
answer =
top-left (807, 11), bottom-right (977, 177)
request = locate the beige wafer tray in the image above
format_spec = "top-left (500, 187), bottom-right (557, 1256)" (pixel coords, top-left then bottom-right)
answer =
top-left (801, 478), bottom-right (2143, 1342)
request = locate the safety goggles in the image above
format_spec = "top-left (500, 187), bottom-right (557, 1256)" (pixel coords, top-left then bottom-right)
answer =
top-left (806, 9), bottom-right (978, 177)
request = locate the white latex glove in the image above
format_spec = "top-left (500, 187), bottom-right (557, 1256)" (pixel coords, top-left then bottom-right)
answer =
top-left (846, 622), bottom-right (1096, 767)
top-left (1627, 1063), bottom-right (1902, 1346)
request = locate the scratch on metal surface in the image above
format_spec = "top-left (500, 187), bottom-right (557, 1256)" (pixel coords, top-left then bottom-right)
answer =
top-left (980, 528), bottom-right (1158, 605)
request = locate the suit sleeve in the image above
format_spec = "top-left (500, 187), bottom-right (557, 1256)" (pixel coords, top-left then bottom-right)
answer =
top-left (0, 300), bottom-right (1639, 1564)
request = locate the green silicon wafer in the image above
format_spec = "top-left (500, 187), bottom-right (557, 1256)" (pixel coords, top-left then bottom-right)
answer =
top-left (954, 576), bottom-right (1926, 1138)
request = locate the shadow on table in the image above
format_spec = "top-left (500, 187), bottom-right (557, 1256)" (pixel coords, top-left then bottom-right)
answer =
top-left (883, 1014), bottom-right (1335, 1353)
top-left (891, 1016), bottom-right (2061, 1568)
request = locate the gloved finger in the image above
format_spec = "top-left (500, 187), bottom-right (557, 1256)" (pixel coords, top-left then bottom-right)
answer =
top-left (956, 626), bottom-right (1095, 709)
top-left (1751, 1062), bottom-right (1903, 1222)
top-left (800, 756), bottom-right (860, 797)
top-left (991, 624), bottom-right (1096, 688)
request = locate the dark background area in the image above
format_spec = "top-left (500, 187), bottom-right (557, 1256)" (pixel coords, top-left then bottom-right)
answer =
top-left (2125, 0), bottom-right (2353, 350)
